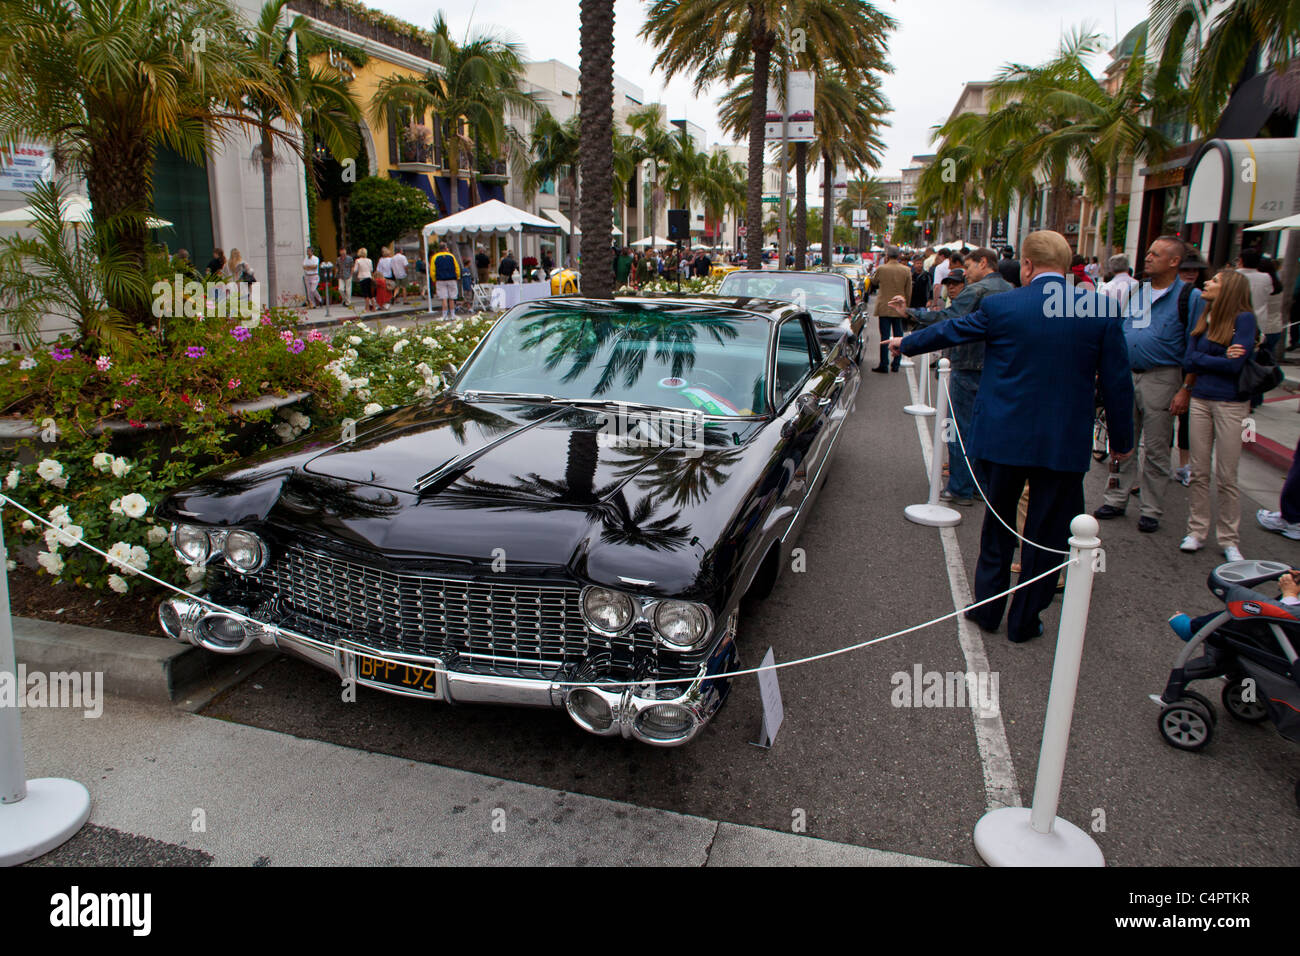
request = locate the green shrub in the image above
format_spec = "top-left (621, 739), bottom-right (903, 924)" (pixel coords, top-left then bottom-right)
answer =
top-left (344, 176), bottom-right (434, 260)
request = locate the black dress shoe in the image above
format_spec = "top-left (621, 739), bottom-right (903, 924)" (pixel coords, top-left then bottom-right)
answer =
top-left (1093, 504), bottom-right (1127, 519)
top-left (870, 365), bottom-right (889, 373)
top-left (1138, 516), bottom-right (1159, 533)
top-left (964, 609), bottom-right (999, 632)
top-left (890, 364), bottom-right (901, 372)
top-left (1008, 622), bottom-right (1045, 643)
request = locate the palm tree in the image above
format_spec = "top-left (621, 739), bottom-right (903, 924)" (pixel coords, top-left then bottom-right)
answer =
top-left (575, 0), bottom-right (616, 296)
top-left (522, 109), bottom-right (579, 258)
top-left (0, 0), bottom-right (291, 324)
top-left (837, 177), bottom-right (889, 246)
top-left (372, 12), bottom-right (538, 219)
top-left (641, 0), bottom-right (895, 269)
top-left (244, 0), bottom-right (361, 306)
top-left (696, 150), bottom-right (747, 246)
top-left (626, 104), bottom-right (676, 247)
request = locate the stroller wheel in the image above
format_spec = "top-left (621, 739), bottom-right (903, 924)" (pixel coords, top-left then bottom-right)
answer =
top-left (1222, 677), bottom-right (1270, 723)
top-left (1158, 698), bottom-right (1214, 751)
top-left (1181, 689), bottom-right (1218, 726)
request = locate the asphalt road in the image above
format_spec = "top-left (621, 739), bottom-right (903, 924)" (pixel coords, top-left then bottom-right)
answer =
top-left (202, 310), bottom-right (1300, 866)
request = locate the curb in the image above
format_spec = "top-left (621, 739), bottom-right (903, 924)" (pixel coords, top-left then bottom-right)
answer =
top-left (1244, 433), bottom-right (1294, 473)
top-left (12, 615), bottom-right (269, 703)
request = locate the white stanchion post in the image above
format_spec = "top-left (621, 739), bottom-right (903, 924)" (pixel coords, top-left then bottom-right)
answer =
top-left (973, 514), bottom-right (1105, 867)
top-left (904, 358), bottom-right (961, 527)
top-left (904, 350), bottom-right (935, 417)
top-left (0, 506), bottom-right (91, 866)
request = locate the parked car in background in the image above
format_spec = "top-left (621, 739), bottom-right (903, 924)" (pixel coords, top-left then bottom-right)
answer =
top-left (716, 269), bottom-right (866, 365)
top-left (157, 296), bottom-right (859, 747)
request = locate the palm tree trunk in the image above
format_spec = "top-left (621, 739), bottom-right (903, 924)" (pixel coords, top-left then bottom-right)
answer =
top-left (821, 149), bottom-right (833, 263)
top-left (1104, 156), bottom-right (1119, 256)
top-left (83, 134), bottom-right (153, 325)
top-left (261, 132), bottom-right (278, 306)
top-left (578, 0), bottom-right (615, 297)
top-left (447, 120), bottom-right (461, 216)
top-left (794, 142), bottom-right (807, 269)
top-left (745, 19), bottom-right (773, 269)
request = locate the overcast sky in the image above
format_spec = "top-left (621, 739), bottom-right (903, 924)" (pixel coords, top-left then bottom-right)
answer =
top-left (374, 0), bottom-right (1152, 181)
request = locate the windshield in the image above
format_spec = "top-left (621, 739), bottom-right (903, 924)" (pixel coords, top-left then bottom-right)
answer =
top-left (718, 272), bottom-right (849, 315)
top-left (456, 301), bottom-right (770, 416)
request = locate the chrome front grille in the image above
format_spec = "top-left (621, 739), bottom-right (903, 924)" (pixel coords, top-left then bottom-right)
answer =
top-left (216, 546), bottom-right (667, 678)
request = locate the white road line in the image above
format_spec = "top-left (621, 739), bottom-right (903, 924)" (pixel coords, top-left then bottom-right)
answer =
top-left (905, 364), bottom-right (1022, 810)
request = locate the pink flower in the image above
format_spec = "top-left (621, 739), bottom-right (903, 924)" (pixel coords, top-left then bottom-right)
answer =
top-left (230, 326), bottom-right (252, 342)
top-left (306, 330), bottom-right (324, 342)
top-left (124, 374), bottom-right (140, 387)
top-left (96, 355), bottom-right (112, 372)
top-left (128, 419), bottom-right (145, 429)
top-left (287, 338), bottom-right (305, 354)
top-left (185, 345), bottom-right (206, 359)
top-left (227, 378), bottom-right (241, 389)
top-left (51, 347), bottom-right (74, 361)
top-left (279, 329), bottom-right (293, 342)
top-left (260, 314), bottom-right (273, 326)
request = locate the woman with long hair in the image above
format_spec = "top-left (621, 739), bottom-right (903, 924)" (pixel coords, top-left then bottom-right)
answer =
top-left (353, 247), bottom-right (376, 311)
top-left (1180, 268), bottom-right (1258, 561)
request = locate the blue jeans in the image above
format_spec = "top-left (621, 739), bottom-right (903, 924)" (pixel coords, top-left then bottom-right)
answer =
top-left (877, 315), bottom-right (903, 369)
top-left (946, 369), bottom-right (981, 498)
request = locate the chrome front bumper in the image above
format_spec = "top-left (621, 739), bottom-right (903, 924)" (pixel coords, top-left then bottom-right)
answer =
top-left (159, 596), bottom-right (731, 746)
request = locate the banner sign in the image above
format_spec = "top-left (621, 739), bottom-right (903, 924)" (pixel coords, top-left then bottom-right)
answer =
top-left (764, 71), bottom-right (816, 143)
top-left (0, 142), bottom-right (54, 193)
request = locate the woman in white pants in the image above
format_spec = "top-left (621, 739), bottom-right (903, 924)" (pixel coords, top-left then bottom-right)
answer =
top-left (1180, 268), bottom-right (1258, 562)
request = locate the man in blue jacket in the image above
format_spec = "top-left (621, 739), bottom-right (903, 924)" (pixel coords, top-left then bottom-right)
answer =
top-left (888, 230), bottom-right (1135, 642)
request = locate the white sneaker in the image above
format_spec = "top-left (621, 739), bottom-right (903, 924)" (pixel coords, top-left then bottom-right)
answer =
top-left (1174, 465), bottom-right (1191, 486)
top-left (1179, 535), bottom-right (1203, 553)
top-left (1223, 545), bottom-right (1244, 563)
top-left (1257, 509), bottom-right (1300, 540)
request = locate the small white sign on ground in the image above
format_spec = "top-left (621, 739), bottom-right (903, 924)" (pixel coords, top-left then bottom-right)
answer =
top-left (752, 646), bottom-right (784, 748)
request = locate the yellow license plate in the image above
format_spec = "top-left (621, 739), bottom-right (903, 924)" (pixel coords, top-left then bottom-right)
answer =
top-left (351, 652), bottom-right (442, 699)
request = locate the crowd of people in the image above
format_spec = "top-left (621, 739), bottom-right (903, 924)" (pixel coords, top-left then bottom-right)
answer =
top-left (612, 245), bottom-right (716, 288)
top-left (877, 228), bottom-right (1298, 644)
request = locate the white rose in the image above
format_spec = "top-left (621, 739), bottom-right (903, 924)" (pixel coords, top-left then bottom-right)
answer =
top-left (5, 559), bottom-right (14, 572)
top-left (4, 469), bottom-right (18, 488)
top-left (110, 456), bottom-right (132, 477)
top-left (20, 519), bottom-right (35, 531)
top-left (48, 504), bottom-right (71, 527)
top-left (50, 477), bottom-right (67, 489)
top-left (36, 551), bottom-right (63, 576)
top-left (147, 525), bottom-right (168, 545)
top-left (119, 493), bottom-right (149, 519)
top-left (18, 357), bottom-right (36, 370)
top-left (55, 524), bottom-right (83, 547)
top-left (393, 339), bottom-right (409, 354)
top-left (363, 403), bottom-right (382, 416)
top-left (428, 374), bottom-right (441, 391)
top-left (273, 422), bottom-right (295, 442)
top-left (348, 335), bottom-right (362, 345)
top-left (383, 325), bottom-right (398, 336)
top-left (43, 528), bottom-right (62, 551)
top-left (350, 376), bottom-right (368, 388)
top-left (36, 458), bottom-right (62, 483)
top-left (289, 411), bottom-right (309, 430)
top-left (421, 336), bottom-right (436, 346)
top-left (109, 497), bottom-right (123, 515)
top-left (185, 566), bottom-right (206, 583)
top-left (108, 574), bottom-right (129, 594)
top-left (106, 541), bottom-right (133, 571)
top-left (92, 452), bottom-right (113, 471)
top-left (128, 545), bottom-right (149, 571)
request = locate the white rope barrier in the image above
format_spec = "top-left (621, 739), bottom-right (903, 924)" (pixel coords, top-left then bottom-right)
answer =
top-left (1, 491), bottom-right (1073, 689)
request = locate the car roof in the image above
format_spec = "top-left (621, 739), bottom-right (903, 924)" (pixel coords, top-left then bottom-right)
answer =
top-left (719, 268), bottom-right (851, 286)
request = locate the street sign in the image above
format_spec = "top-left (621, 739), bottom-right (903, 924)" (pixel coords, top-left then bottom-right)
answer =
top-left (738, 225), bottom-right (748, 237)
top-left (851, 209), bottom-right (868, 228)
top-left (762, 196), bottom-right (779, 204)
top-left (900, 207), bottom-right (918, 217)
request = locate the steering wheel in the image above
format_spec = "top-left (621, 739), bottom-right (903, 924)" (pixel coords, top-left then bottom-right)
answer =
top-left (688, 367), bottom-right (735, 395)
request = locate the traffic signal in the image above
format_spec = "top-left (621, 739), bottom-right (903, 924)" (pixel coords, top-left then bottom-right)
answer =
top-left (924, 225), bottom-right (931, 237)
top-left (887, 202), bottom-right (893, 214)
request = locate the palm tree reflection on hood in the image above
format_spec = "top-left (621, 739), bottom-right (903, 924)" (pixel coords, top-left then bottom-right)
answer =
top-left (611, 428), bottom-right (745, 510)
top-left (517, 301), bottom-right (742, 397)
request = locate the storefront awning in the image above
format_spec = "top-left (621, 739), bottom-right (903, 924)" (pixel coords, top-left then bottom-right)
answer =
top-left (1185, 138), bottom-right (1300, 225)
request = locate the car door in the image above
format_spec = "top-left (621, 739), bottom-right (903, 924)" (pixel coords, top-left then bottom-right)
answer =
top-left (770, 315), bottom-right (838, 532)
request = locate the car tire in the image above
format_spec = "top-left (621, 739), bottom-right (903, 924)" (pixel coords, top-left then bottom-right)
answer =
top-left (745, 545), bottom-right (781, 602)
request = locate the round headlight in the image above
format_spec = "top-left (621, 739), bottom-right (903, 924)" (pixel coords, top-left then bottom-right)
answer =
top-left (197, 614), bottom-right (249, 651)
top-left (172, 525), bottom-right (210, 566)
top-left (634, 703), bottom-right (697, 742)
top-left (222, 530), bottom-right (266, 573)
top-left (652, 600), bottom-right (710, 649)
top-left (566, 688), bottom-right (614, 734)
top-left (581, 587), bottom-right (636, 634)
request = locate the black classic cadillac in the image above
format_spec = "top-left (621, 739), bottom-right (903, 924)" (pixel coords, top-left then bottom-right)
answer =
top-left (157, 296), bottom-right (859, 746)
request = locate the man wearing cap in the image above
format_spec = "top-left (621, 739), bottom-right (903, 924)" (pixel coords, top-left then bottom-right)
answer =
top-left (870, 245), bottom-right (912, 373)
top-left (1094, 235), bottom-right (1204, 532)
top-left (889, 247), bottom-right (1013, 505)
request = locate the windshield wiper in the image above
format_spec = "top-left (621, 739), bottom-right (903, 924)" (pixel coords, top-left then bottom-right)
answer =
top-left (550, 397), bottom-right (705, 417)
top-left (456, 390), bottom-right (557, 403)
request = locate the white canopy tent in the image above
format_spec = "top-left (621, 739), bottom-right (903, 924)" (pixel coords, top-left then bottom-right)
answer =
top-left (630, 234), bottom-right (674, 248)
top-left (420, 200), bottom-right (561, 313)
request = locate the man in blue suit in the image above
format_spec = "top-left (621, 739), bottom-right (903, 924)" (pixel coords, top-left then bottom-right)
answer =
top-left (888, 231), bottom-right (1135, 642)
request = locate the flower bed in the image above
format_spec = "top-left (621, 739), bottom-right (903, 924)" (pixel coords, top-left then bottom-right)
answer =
top-left (1, 310), bottom-right (498, 598)
top-left (618, 275), bottom-right (724, 296)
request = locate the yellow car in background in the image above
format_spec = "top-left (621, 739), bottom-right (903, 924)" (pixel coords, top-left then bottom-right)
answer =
top-left (550, 268), bottom-right (580, 295)
top-left (827, 263), bottom-right (869, 300)
top-left (710, 263), bottom-right (741, 280)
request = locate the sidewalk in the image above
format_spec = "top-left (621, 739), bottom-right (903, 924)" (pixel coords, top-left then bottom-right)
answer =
top-left (18, 692), bottom-right (953, 867)
top-left (294, 298), bottom-right (479, 332)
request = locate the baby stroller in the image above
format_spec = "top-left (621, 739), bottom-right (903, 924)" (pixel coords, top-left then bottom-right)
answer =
top-left (1158, 559), bottom-right (1300, 807)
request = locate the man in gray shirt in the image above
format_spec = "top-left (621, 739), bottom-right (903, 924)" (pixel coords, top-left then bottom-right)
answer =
top-left (889, 246), bottom-right (1013, 504)
top-left (335, 246), bottom-right (354, 308)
